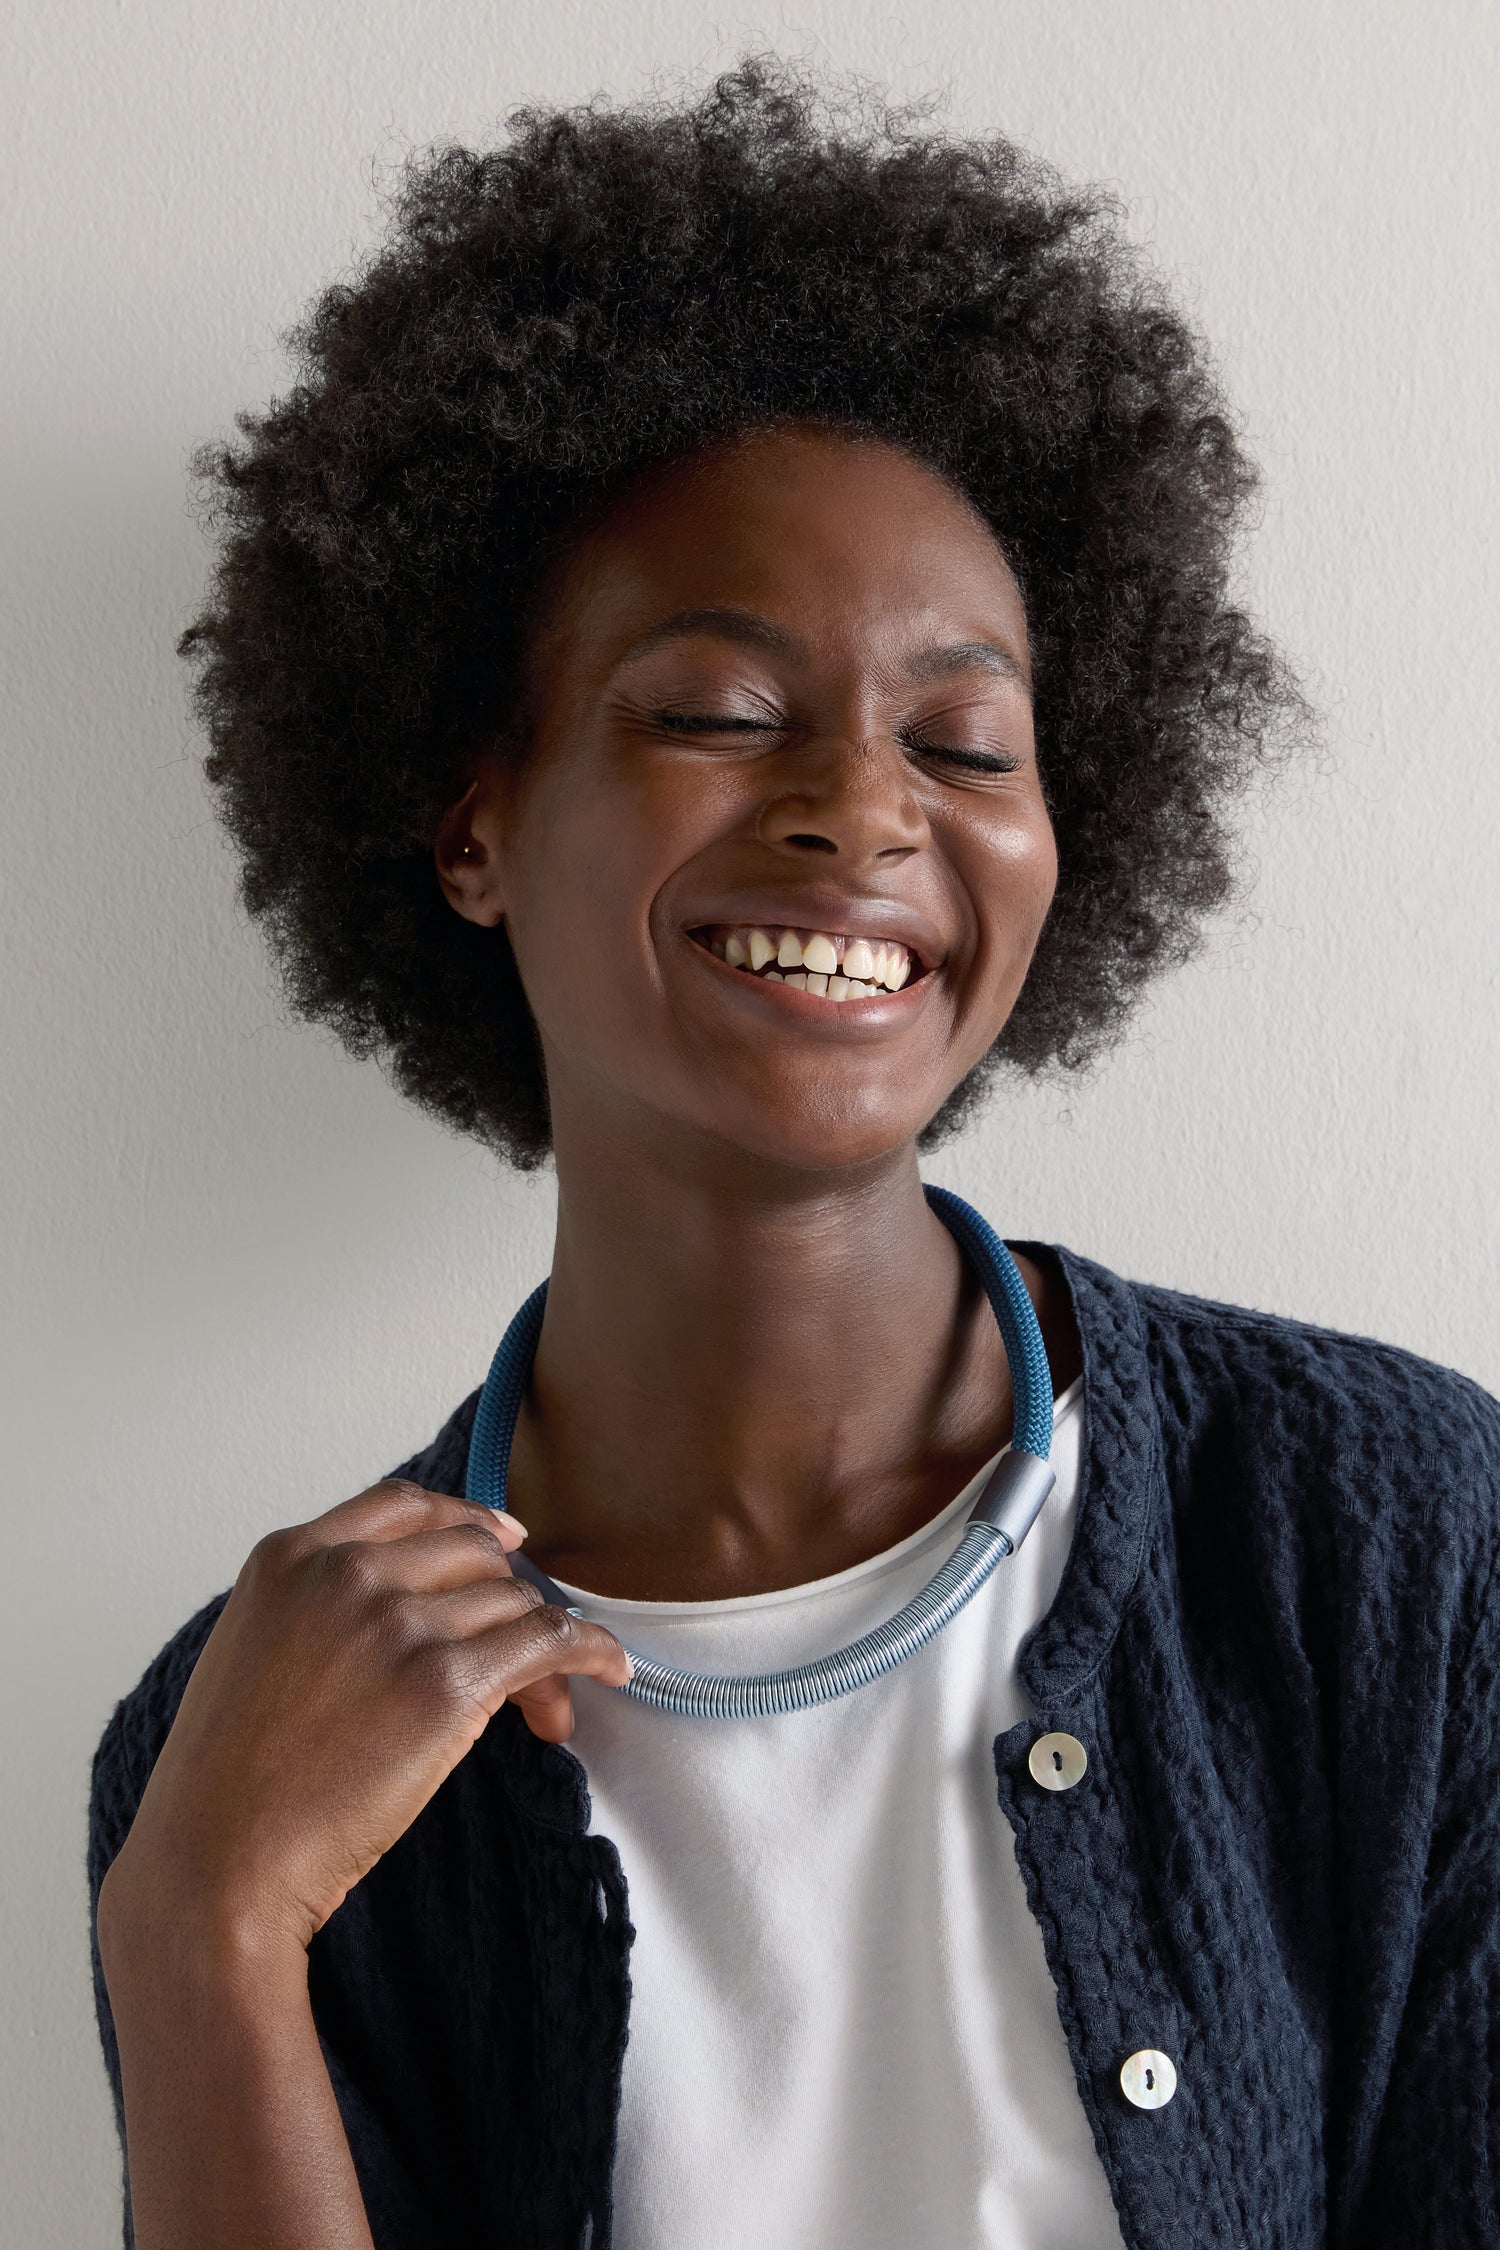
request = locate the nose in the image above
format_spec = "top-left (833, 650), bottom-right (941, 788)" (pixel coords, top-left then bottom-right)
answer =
top-left (755, 735), bottom-right (929, 865)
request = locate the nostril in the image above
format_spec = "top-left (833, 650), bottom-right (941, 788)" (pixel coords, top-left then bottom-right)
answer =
top-left (786, 833), bottom-right (838, 853)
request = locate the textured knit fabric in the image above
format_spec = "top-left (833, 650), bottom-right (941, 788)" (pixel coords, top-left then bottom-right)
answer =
top-left (553, 1376), bottom-right (1124, 2250)
top-left (87, 1245), bottom-right (1500, 2249)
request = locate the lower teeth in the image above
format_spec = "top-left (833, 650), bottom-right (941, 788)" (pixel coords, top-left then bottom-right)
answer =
top-left (763, 970), bottom-right (882, 998)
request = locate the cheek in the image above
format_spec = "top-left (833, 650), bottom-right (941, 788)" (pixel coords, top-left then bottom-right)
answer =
top-left (968, 806), bottom-right (1059, 989)
top-left (496, 760), bottom-right (698, 1041)
top-left (512, 855), bottom-right (635, 1047)
top-left (497, 771), bottom-right (619, 1010)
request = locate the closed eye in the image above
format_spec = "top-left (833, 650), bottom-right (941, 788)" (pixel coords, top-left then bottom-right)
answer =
top-left (652, 710), bottom-right (1023, 775)
top-left (652, 710), bottom-right (779, 735)
top-left (905, 741), bottom-right (1023, 776)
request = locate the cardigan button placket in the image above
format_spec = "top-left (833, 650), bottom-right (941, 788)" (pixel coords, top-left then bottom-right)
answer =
top-left (1027, 1731), bottom-right (1088, 1791)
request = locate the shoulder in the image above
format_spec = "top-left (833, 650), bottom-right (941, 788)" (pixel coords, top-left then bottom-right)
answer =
top-left (1127, 1264), bottom-right (1500, 1488)
top-left (1058, 1240), bottom-right (1500, 1583)
top-left (89, 1386), bottom-right (485, 1883)
top-left (1063, 1246), bottom-right (1500, 1650)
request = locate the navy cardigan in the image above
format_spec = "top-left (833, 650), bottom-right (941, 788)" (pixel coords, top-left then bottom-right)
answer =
top-left (88, 1246), bottom-right (1500, 2247)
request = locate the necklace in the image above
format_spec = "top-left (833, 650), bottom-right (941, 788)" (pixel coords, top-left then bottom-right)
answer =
top-left (464, 1184), bottom-right (1055, 1718)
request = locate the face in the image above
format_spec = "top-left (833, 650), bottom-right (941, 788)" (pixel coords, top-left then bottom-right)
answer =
top-left (436, 424), bottom-right (1056, 1175)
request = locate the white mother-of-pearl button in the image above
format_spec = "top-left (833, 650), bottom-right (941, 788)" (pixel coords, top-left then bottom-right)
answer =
top-left (1120, 2049), bottom-right (1177, 2109)
top-left (1027, 1731), bottom-right (1088, 1791)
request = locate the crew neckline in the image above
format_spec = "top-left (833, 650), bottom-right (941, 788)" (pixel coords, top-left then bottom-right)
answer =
top-left (546, 1374), bottom-right (1085, 1620)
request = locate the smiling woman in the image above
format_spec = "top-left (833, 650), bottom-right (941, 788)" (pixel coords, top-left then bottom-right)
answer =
top-left (87, 55), bottom-right (1500, 2250)
top-left (170, 61), bottom-right (1300, 1171)
top-left (433, 428), bottom-right (1058, 1188)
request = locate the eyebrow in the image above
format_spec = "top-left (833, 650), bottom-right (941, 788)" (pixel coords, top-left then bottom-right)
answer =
top-left (616, 607), bottom-right (803, 667)
top-left (904, 639), bottom-right (1030, 692)
top-left (613, 606), bottom-right (1030, 693)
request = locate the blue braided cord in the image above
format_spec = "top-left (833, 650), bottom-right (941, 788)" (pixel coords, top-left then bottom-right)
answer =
top-left (921, 1185), bottom-right (1054, 1461)
top-left (462, 1190), bottom-right (1054, 1715)
top-left (464, 1279), bottom-right (548, 1512)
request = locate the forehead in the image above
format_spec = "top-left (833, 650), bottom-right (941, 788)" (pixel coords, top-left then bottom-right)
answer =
top-left (539, 425), bottom-right (1029, 674)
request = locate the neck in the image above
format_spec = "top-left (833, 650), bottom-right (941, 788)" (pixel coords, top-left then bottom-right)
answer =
top-left (505, 1115), bottom-right (1071, 1601)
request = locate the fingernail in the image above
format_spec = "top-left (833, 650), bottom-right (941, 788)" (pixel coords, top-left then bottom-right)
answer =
top-left (496, 1510), bottom-right (528, 1538)
top-left (623, 1651), bottom-right (636, 1681)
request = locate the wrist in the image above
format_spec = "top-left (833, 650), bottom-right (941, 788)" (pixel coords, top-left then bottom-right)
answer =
top-left (97, 1845), bottom-right (311, 2008)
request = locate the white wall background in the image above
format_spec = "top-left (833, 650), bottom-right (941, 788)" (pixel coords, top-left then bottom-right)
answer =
top-left (4, 0), bottom-right (1497, 2235)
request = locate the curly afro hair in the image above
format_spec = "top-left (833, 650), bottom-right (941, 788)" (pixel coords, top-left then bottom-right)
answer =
top-left (182, 56), bottom-right (1304, 1169)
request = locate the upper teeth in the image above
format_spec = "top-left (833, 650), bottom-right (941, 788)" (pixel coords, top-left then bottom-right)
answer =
top-left (707, 926), bottom-right (914, 994)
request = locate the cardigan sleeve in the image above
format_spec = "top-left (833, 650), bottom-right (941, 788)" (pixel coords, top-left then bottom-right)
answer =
top-left (87, 1706), bottom-right (141, 2247)
top-left (85, 1588), bottom-right (487, 2250)
top-left (84, 1399), bottom-right (482, 2247)
top-left (1347, 1531), bottom-right (1500, 2242)
top-left (86, 1594), bottom-right (230, 2247)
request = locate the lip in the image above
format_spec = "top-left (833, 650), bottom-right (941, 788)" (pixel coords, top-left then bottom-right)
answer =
top-left (676, 889), bottom-right (950, 975)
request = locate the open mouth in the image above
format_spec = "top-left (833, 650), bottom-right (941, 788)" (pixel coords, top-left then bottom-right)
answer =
top-left (689, 923), bottom-right (929, 1003)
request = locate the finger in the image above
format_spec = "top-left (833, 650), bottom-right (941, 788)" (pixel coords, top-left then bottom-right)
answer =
top-left (343, 1520), bottom-right (522, 1596)
top-left (421, 1575), bottom-right (591, 1742)
top-left (406, 1573), bottom-right (556, 1638)
top-left (295, 1478), bottom-right (528, 1552)
top-left (510, 1671), bottom-right (577, 1744)
top-left (472, 1606), bottom-right (634, 1712)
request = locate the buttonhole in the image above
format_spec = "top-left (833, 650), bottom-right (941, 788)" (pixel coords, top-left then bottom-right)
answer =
top-left (1052, 1749), bottom-right (1064, 1771)
top-left (1144, 2068), bottom-right (1155, 2091)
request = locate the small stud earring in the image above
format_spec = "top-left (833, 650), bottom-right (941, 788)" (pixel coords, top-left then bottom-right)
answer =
top-left (458, 843), bottom-right (477, 861)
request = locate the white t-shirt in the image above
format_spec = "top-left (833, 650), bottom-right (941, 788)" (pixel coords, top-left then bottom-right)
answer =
top-left (556, 1375), bottom-right (1124, 2250)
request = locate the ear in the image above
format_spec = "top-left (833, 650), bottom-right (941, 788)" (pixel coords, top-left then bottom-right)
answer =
top-left (434, 777), bottom-right (508, 928)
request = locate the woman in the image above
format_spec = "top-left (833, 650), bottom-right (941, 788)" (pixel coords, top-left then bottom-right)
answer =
top-left (88, 60), bottom-right (1499, 2250)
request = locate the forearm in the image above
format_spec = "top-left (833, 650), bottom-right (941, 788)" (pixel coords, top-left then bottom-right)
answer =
top-left (98, 1879), bottom-right (374, 2250)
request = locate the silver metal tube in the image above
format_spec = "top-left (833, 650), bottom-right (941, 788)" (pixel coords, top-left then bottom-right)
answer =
top-left (969, 1450), bottom-right (1056, 1551)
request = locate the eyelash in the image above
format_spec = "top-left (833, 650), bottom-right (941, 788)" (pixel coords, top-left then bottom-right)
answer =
top-left (914, 742), bottom-right (1023, 776)
top-left (652, 712), bottom-right (1022, 776)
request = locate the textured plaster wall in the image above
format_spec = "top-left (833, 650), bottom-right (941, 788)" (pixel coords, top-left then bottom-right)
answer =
top-left (3, 0), bottom-right (1497, 2235)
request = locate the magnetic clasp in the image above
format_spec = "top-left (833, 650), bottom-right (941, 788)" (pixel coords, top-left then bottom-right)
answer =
top-left (1027, 1731), bottom-right (1088, 1791)
top-left (970, 1448), bottom-right (1055, 1550)
top-left (1120, 2049), bottom-right (1177, 2109)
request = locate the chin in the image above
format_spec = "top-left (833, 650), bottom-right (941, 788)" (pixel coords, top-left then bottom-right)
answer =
top-left (690, 1089), bottom-right (936, 1179)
